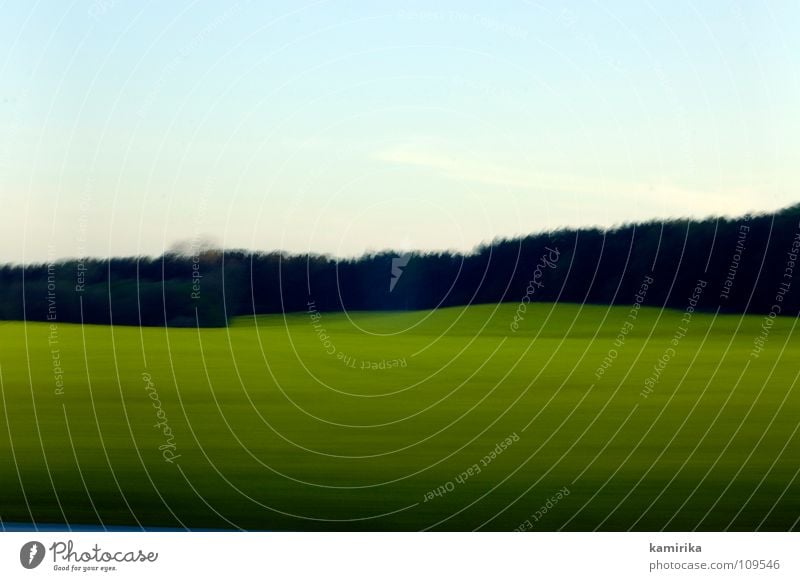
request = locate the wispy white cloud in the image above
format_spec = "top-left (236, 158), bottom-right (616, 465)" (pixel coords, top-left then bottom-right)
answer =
top-left (375, 143), bottom-right (774, 222)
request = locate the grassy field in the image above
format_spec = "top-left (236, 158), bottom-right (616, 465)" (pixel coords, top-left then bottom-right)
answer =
top-left (0, 302), bottom-right (798, 531)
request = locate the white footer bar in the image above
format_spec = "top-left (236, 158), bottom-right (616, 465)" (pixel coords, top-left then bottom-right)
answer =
top-left (1, 532), bottom-right (796, 580)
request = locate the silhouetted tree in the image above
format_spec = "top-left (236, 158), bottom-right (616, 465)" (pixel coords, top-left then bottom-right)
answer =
top-left (1, 204), bottom-right (798, 326)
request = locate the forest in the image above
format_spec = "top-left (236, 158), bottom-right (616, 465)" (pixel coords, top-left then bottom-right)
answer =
top-left (1, 204), bottom-right (798, 327)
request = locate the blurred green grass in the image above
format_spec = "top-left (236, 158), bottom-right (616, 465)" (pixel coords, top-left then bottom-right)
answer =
top-left (0, 303), bottom-right (798, 531)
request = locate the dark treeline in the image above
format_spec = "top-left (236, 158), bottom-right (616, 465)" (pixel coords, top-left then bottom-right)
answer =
top-left (2, 204), bottom-right (799, 327)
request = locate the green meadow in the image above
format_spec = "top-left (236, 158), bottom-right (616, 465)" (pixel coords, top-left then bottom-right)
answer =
top-left (0, 302), bottom-right (798, 531)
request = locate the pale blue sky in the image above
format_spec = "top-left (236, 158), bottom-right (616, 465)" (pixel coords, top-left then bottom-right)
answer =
top-left (1, 0), bottom-right (798, 262)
